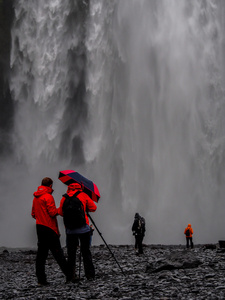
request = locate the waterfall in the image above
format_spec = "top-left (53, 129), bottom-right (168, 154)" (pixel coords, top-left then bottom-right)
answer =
top-left (10, 0), bottom-right (89, 166)
top-left (1, 0), bottom-right (225, 247)
top-left (84, 0), bottom-right (225, 244)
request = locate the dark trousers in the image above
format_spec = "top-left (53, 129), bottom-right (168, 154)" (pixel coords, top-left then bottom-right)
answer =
top-left (66, 232), bottom-right (95, 280)
top-left (36, 225), bottom-right (68, 283)
top-left (186, 237), bottom-right (194, 248)
top-left (135, 234), bottom-right (144, 254)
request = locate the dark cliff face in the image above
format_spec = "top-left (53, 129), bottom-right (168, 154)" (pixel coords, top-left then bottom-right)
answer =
top-left (0, 0), bottom-right (14, 156)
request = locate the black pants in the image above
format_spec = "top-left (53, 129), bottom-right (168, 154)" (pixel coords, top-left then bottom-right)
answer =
top-left (186, 237), bottom-right (194, 248)
top-left (66, 232), bottom-right (95, 280)
top-left (135, 234), bottom-right (144, 254)
top-left (36, 225), bottom-right (68, 283)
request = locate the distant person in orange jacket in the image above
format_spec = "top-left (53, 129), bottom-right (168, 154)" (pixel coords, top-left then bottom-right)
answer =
top-left (31, 177), bottom-right (68, 286)
top-left (184, 224), bottom-right (194, 249)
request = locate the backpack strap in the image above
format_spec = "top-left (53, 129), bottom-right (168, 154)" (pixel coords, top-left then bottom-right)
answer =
top-left (63, 191), bottom-right (81, 199)
top-left (72, 191), bottom-right (81, 198)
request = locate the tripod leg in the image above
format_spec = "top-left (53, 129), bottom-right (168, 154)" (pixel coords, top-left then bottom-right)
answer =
top-left (79, 248), bottom-right (81, 280)
top-left (87, 213), bottom-right (125, 276)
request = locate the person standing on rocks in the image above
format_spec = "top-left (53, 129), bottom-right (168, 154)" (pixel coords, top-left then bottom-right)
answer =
top-left (184, 224), bottom-right (194, 249)
top-left (31, 177), bottom-right (68, 286)
top-left (132, 213), bottom-right (146, 255)
top-left (58, 182), bottom-right (97, 282)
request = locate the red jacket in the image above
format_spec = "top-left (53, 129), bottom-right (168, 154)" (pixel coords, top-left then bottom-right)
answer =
top-left (31, 185), bottom-right (60, 235)
top-left (58, 183), bottom-right (97, 225)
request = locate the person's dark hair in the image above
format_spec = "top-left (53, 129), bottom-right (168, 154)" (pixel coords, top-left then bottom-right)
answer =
top-left (41, 177), bottom-right (53, 187)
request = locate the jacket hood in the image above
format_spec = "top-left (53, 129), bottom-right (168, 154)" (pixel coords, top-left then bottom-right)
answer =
top-left (135, 213), bottom-right (140, 219)
top-left (188, 224), bottom-right (192, 228)
top-left (67, 183), bottom-right (82, 193)
top-left (33, 185), bottom-right (53, 197)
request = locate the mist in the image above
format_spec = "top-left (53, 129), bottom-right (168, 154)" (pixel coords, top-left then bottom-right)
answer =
top-left (1, 0), bottom-right (225, 248)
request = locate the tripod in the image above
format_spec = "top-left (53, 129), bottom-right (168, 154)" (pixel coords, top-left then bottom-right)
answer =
top-left (87, 213), bottom-right (125, 276)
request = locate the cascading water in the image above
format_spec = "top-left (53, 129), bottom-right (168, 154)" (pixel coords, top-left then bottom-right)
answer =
top-left (1, 0), bottom-right (225, 247)
top-left (10, 0), bottom-right (89, 166)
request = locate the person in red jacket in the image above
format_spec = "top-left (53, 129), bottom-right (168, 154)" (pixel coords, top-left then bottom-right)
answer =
top-left (31, 177), bottom-right (68, 285)
top-left (58, 182), bottom-right (97, 282)
top-left (184, 224), bottom-right (194, 249)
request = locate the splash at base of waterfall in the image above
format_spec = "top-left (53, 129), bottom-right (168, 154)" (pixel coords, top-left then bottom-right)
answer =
top-left (0, 0), bottom-right (225, 247)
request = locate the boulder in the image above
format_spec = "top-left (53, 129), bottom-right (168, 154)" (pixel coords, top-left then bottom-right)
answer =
top-left (146, 249), bottom-right (202, 273)
top-left (219, 240), bottom-right (225, 248)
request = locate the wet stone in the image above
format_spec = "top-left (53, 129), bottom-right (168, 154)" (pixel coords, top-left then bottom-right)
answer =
top-left (0, 244), bottom-right (225, 299)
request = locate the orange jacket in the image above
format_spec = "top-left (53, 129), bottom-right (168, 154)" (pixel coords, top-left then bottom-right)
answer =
top-left (184, 224), bottom-right (193, 237)
top-left (31, 185), bottom-right (60, 236)
top-left (58, 183), bottom-right (97, 225)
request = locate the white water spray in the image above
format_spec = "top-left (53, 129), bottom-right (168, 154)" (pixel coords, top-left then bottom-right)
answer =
top-left (83, 0), bottom-right (225, 244)
top-left (1, 0), bottom-right (225, 247)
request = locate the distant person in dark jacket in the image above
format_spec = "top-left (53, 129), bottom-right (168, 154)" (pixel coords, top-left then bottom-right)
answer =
top-left (132, 213), bottom-right (145, 255)
top-left (31, 177), bottom-right (68, 286)
top-left (184, 224), bottom-right (194, 249)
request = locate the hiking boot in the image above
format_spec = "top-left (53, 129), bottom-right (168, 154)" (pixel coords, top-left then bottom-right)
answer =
top-left (38, 281), bottom-right (50, 286)
top-left (72, 275), bottom-right (80, 283)
top-left (66, 274), bottom-right (80, 284)
top-left (86, 275), bottom-right (95, 281)
top-left (87, 277), bottom-right (95, 281)
top-left (65, 279), bottom-right (72, 284)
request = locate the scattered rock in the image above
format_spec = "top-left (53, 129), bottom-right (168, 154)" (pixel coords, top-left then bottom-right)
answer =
top-left (0, 249), bottom-right (9, 257)
top-left (0, 245), bottom-right (225, 299)
top-left (219, 240), bottom-right (225, 248)
top-left (203, 244), bottom-right (217, 250)
top-left (146, 249), bottom-right (202, 273)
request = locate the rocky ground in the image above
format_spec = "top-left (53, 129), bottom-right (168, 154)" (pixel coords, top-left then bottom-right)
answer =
top-left (1, 244), bottom-right (225, 299)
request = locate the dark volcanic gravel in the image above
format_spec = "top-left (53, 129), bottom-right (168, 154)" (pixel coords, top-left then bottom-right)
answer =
top-left (1, 244), bottom-right (225, 299)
